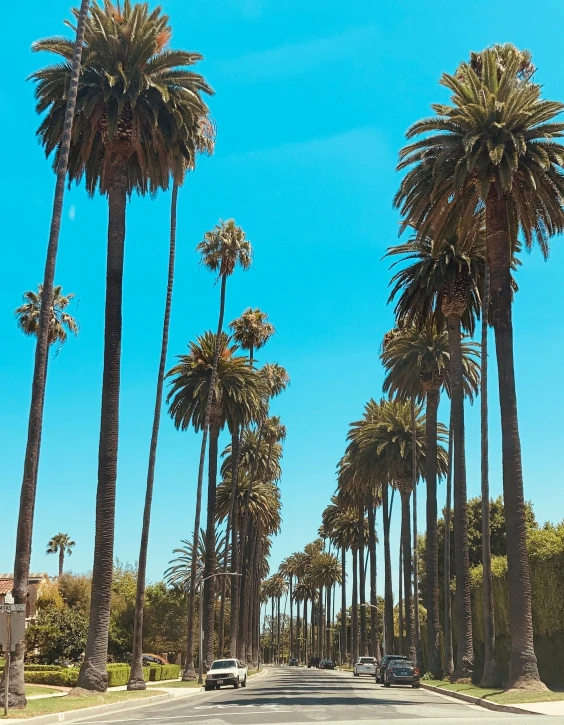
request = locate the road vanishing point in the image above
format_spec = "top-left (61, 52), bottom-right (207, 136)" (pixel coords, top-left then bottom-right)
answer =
top-left (75, 667), bottom-right (563, 725)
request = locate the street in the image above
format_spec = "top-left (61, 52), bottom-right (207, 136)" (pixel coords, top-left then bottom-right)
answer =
top-left (77, 667), bottom-right (563, 724)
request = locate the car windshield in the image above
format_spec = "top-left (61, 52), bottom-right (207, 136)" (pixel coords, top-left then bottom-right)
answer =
top-left (211, 660), bottom-right (237, 670)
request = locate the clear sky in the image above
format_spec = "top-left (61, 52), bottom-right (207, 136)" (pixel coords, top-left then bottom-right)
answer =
top-left (1, 0), bottom-right (563, 599)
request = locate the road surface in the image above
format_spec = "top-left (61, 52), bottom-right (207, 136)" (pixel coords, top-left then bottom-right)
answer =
top-left (79, 666), bottom-right (561, 724)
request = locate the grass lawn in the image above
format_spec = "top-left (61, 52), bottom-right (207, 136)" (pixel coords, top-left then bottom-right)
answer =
top-left (2, 690), bottom-right (165, 719)
top-left (24, 686), bottom-right (61, 697)
top-left (424, 680), bottom-right (564, 705)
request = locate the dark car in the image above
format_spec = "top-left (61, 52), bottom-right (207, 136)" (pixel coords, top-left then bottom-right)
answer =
top-left (383, 659), bottom-right (420, 688)
top-left (377, 654), bottom-right (407, 683)
top-left (288, 658), bottom-right (299, 667)
top-left (320, 659), bottom-right (335, 669)
top-left (308, 656), bottom-right (320, 668)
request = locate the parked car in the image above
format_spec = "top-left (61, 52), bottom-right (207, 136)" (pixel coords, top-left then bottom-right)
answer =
top-left (142, 653), bottom-right (167, 666)
top-left (308, 656), bottom-right (320, 668)
top-left (377, 654), bottom-right (408, 683)
top-left (288, 658), bottom-right (299, 667)
top-left (353, 656), bottom-right (378, 677)
top-left (383, 659), bottom-right (420, 688)
top-left (205, 659), bottom-right (248, 691)
top-left (320, 659), bottom-right (335, 670)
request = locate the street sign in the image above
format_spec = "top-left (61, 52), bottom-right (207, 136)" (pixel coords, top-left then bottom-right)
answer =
top-left (0, 605), bottom-right (25, 612)
top-left (0, 611), bottom-right (26, 651)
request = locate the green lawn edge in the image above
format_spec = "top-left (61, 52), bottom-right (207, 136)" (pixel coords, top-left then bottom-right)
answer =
top-left (2, 690), bottom-right (166, 719)
top-left (424, 680), bottom-right (564, 705)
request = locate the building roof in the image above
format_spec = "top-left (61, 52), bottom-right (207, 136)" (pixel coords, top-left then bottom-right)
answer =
top-left (0, 579), bottom-right (13, 595)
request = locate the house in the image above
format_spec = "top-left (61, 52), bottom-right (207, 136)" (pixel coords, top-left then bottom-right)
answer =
top-left (0, 573), bottom-right (49, 622)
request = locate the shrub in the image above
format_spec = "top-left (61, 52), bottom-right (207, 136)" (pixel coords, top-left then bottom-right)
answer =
top-left (25, 669), bottom-right (79, 687)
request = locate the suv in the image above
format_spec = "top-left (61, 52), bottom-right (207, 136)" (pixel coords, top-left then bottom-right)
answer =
top-left (353, 656), bottom-right (378, 677)
top-left (377, 654), bottom-right (408, 683)
top-left (205, 659), bottom-right (248, 690)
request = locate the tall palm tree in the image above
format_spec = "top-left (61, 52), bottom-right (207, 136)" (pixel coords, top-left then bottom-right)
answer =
top-left (381, 322), bottom-right (480, 675)
top-left (128, 119), bottom-right (216, 690)
top-left (167, 331), bottom-right (264, 671)
top-left (395, 44), bottom-right (564, 689)
top-left (46, 533), bottom-right (75, 578)
top-left (225, 308), bottom-right (275, 656)
top-left (352, 399), bottom-right (448, 661)
top-left (32, 1), bottom-right (212, 693)
top-left (5, 3), bottom-right (89, 706)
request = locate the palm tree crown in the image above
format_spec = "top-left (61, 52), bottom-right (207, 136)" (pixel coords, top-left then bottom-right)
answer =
top-left (31, 0), bottom-right (213, 194)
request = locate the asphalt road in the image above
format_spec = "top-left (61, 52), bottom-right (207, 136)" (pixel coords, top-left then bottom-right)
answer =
top-left (78, 666), bottom-right (563, 725)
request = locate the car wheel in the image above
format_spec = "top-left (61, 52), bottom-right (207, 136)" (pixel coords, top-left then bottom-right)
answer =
top-left (242, 677), bottom-right (247, 688)
top-left (233, 679), bottom-right (240, 689)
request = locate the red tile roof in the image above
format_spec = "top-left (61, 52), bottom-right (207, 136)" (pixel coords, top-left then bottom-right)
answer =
top-left (0, 579), bottom-right (13, 595)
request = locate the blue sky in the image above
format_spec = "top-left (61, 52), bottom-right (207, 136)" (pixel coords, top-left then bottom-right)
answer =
top-left (1, 0), bottom-right (563, 600)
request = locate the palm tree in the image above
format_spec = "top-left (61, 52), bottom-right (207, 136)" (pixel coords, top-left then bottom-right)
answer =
top-left (6, 3), bottom-right (89, 706)
top-left (128, 119), bottom-right (216, 691)
top-left (225, 308), bottom-right (275, 656)
top-left (381, 322), bottom-right (480, 675)
top-left (46, 533), bottom-right (75, 578)
top-left (168, 331), bottom-right (263, 669)
top-left (352, 399), bottom-right (448, 661)
top-left (32, 1), bottom-right (212, 693)
top-left (395, 45), bottom-right (564, 689)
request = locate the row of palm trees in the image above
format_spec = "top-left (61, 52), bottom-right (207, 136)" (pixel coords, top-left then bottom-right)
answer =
top-left (3, 0), bottom-right (289, 708)
top-left (308, 43), bottom-right (562, 691)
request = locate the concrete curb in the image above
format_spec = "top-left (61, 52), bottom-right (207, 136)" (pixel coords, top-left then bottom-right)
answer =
top-left (421, 683), bottom-right (541, 716)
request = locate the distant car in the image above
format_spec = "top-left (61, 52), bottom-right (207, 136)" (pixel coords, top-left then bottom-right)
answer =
top-left (288, 658), bottom-right (299, 667)
top-left (142, 653), bottom-right (167, 666)
top-left (353, 656), bottom-right (378, 677)
top-left (308, 656), bottom-right (320, 668)
top-left (377, 654), bottom-right (408, 683)
top-left (205, 659), bottom-right (247, 691)
top-left (320, 660), bottom-right (335, 670)
top-left (383, 659), bottom-right (420, 688)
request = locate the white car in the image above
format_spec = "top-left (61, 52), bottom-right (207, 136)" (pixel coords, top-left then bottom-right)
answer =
top-left (353, 656), bottom-right (378, 677)
top-left (205, 658), bottom-right (248, 691)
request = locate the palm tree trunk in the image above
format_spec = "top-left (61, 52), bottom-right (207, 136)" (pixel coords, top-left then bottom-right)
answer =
top-left (400, 489), bottom-right (415, 661)
top-left (3, 1), bottom-right (90, 707)
top-left (204, 420), bottom-right (221, 668)
top-left (411, 400), bottom-right (422, 670)
top-left (444, 410), bottom-right (454, 677)
top-left (486, 189), bottom-right (541, 689)
top-left (398, 543), bottom-right (404, 654)
top-left (340, 547), bottom-right (347, 664)
top-left (480, 265), bottom-right (498, 687)
top-left (367, 497), bottom-right (378, 658)
top-left (76, 157), bottom-right (128, 693)
top-left (228, 429), bottom-right (241, 656)
top-left (358, 505), bottom-right (367, 656)
top-left (128, 181), bottom-right (178, 691)
top-left (351, 549), bottom-right (359, 664)
top-left (425, 387), bottom-right (441, 677)
top-left (382, 483), bottom-right (394, 654)
top-left (58, 549), bottom-right (64, 580)
top-left (446, 313), bottom-right (474, 681)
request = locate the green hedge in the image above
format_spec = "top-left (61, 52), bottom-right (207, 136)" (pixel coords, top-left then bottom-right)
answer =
top-left (149, 664), bottom-right (180, 681)
top-left (25, 670), bottom-right (79, 687)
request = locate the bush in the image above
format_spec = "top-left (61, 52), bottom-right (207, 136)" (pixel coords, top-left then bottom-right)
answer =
top-left (25, 669), bottom-right (79, 687)
top-left (149, 664), bottom-right (180, 682)
top-left (24, 664), bottom-right (64, 672)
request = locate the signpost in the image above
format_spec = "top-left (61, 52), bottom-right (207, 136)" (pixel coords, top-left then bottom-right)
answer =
top-left (0, 603), bottom-right (26, 716)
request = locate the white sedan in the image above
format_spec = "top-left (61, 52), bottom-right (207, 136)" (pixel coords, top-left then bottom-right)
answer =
top-left (205, 659), bottom-right (248, 690)
top-left (353, 656), bottom-right (378, 677)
